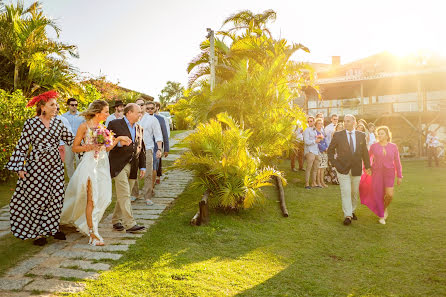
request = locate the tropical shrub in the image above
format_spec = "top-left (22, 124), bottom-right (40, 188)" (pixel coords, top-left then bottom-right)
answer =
top-left (0, 89), bottom-right (34, 181)
top-left (174, 113), bottom-right (285, 210)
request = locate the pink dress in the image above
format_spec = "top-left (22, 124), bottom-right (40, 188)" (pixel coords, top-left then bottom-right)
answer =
top-left (359, 143), bottom-right (403, 217)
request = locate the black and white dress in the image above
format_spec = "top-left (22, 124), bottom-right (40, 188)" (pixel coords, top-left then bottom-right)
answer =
top-left (6, 117), bottom-right (74, 240)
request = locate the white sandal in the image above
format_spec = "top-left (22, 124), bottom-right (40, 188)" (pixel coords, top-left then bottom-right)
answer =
top-left (88, 229), bottom-right (105, 246)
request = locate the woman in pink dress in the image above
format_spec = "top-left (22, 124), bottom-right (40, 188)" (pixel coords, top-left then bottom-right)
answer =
top-left (359, 126), bottom-right (403, 224)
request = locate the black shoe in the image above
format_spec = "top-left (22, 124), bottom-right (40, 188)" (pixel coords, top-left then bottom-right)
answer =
top-left (33, 237), bottom-right (47, 246)
top-left (53, 231), bottom-right (66, 240)
top-left (343, 217), bottom-right (352, 226)
top-left (126, 224), bottom-right (146, 233)
top-left (352, 213), bottom-right (358, 220)
top-left (113, 223), bottom-right (125, 231)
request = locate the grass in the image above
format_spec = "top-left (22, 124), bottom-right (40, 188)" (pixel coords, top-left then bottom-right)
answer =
top-left (68, 160), bottom-right (446, 297)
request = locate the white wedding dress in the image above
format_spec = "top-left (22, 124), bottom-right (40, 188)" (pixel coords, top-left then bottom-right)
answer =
top-left (61, 126), bottom-right (111, 242)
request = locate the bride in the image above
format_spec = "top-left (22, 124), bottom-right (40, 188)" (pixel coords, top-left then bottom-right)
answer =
top-left (61, 100), bottom-right (131, 246)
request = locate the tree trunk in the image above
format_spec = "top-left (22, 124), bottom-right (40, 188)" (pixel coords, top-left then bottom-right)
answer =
top-left (190, 190), bottom-right (210, 226)
top-left (275, 176), bottom-right (289, 217)
top-left (13, 59), bottom-right (20, 90)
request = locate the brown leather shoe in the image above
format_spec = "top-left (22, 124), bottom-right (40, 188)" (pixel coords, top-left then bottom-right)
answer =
top-left (352, 213), bottom-right (358, 220)
top-left (343, 217), bottom-right (352, 225)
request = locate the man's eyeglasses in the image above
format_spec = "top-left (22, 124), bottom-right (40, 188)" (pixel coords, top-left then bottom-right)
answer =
top-left (138, 103), bottom-right (144, 106)
top-left (69, 104), bottom-right (78, 107)
top-left (147, 107), bottom-right (155, 110)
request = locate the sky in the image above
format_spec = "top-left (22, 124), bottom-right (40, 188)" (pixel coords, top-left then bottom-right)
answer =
top-left (16, 0), bottom-right (446, 99)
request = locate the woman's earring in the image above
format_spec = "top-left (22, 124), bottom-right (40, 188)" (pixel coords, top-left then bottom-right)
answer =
top-left (42, 111), bottom-right (46, 116)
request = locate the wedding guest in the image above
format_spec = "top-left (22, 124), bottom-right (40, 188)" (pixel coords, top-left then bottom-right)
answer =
top-left (62, 98), bottom-right (84, 178)
top-left (426, 130), bottom-right (440, 167)
top-left (131, 100), bottom-right (163, 205)
top-left (153, 102), bottom-right (170, 188)
top-left (327, 114), bottom-right (371, 225)
top-left (6, 90), bottom-right (74, 246)
top-left (367, 123), bottom-right (377, 149)
top-left (315, 119), bottom-right (328, 187)
top-left (108, 103), bottom-right (147, 233)
top-left (56, 104), bottom-right (72, 162)
top-left (325, 122), bottom-right (345, 185)
top-left (290, 120), bottom-right (304, 172)
top-left (324, 114), bottom-right (338, 146)
top-left (105, 100), bottom-right (124, 126)
top-left (303, 116), bottom-right (321, 189)
top-left (61, 100), bottom-right (131, 246)
top-left (360, 126), bottom-right (402, 225)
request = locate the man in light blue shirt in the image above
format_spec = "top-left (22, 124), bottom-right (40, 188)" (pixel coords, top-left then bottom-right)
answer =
top-left (62, 98), bottom-right (84, 178)
top-left (303, 116), bottom-right (321, 189)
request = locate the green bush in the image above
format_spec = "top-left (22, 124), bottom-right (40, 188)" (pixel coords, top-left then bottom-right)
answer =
top-left (174, 113), bottom-right (285, 210)
top-left (0, 89), bottom-right (34, 181)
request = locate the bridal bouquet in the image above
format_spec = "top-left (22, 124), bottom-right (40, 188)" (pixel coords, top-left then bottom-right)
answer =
top-left (93, 123), bottom-right (114, 147)
top-left (88, 123), bottom-right (114, 158)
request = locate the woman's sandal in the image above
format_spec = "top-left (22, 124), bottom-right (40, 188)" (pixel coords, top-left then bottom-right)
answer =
top-left (88, 229), bottom-right (105, 246)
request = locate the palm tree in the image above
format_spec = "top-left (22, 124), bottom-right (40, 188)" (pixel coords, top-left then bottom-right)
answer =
top-left (0, 1), bottom-right (78, 93)
top-left (220, 9), bottom-right (277, 38)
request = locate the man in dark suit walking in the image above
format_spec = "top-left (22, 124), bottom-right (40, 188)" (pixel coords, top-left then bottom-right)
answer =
top-left (327, 114), bottom-right (371, 225)
top-left (107, 103), bottom-right (146, 233)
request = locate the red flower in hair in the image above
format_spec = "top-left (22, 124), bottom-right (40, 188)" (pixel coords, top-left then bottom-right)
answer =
top-left (26, 90), bottom-right (59, 107)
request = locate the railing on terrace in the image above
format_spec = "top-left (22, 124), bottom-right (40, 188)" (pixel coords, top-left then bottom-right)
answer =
top-left (306, 101), bottom-right (445, 117)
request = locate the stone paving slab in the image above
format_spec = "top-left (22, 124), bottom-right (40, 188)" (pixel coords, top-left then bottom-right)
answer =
top-left (0, 221), bottom-right (10, 231)
top-left (29, 267), bottom-right (99, 280)
top-left (71, 243), bottom-right (129, 252)
top-left (24, 278), bottom-right (85, 293)
top-left (37, 242), bottom-right (68, 257)
top-left (0, 291), bottom-right (37, 297)
top-left (106, 239), bottom-right (136, 245)
top-left (132, 209), bottom-right (164, 215)
top-left (6, 257), bottom-right (47, 277)
top-left (98, 231), bottom-right (144, 239)
top-left (52, 250), bottom-right (122, 261)
top-left (0, 230), bottom-right (10, 238)
top-left (131, 204), bottom-right (166, 210)
top-left (0, 277), bottom-right (33, 290)
top-left (60, 260), bottom-right (110, 271)
top-left (133, 214), bottom-right (159, 220)
top-left (152, 198), bottom-right (175, 204)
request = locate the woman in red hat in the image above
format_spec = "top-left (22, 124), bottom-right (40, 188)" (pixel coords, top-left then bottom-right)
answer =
top-left (5, 90), bottom-right (74, 246)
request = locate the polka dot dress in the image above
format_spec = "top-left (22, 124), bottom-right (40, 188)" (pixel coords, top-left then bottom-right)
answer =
top-left (6, 117), bottom-right (74, 240)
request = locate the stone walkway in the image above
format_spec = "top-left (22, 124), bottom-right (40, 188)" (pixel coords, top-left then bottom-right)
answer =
top-left (0, 131), bottom-right (193, 296)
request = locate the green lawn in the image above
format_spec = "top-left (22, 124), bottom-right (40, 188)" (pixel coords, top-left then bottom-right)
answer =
top-left (70, 160), bottom-right (446, 297)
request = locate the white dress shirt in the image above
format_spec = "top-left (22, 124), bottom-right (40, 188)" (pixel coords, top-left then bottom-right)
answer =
top-left (325, 123), bottom-right (335, 145)
top-left (346, 129), bottom-right (357, 152)
top-left (139, 113), bottom-right (163, 151)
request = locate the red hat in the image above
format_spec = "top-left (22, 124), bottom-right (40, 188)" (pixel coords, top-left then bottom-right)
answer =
top-left (27, 90), bottom-right (59, 107)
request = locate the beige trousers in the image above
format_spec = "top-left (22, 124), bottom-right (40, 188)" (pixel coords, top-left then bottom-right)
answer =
top-left (305, 152), bottom-right (320, 185)
top-left (112, 163), bottom-right (136, 229)
top-left (336, 169), bottom-right (361, 218)
top-left (131, 149), bottom-right (153, 200)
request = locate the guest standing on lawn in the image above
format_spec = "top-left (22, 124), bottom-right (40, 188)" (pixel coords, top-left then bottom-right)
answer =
top-left (5, 90), bottom-right (74, 246)
top-left (360, 126), bottom-right (403, 225)
top-left (303, 116), bottom-right (321, 189)
top-left (315, 118), bottom-right (329, 188)
top-left (327, 114), bottom-right (371, 225)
